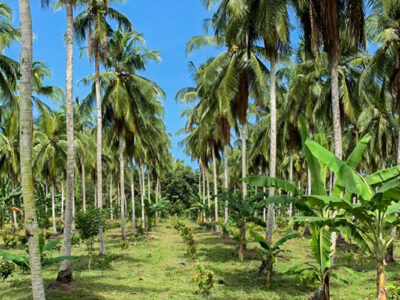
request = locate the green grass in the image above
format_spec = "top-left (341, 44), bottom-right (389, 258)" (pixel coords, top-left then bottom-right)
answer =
top-left (1, 220), bottom-right (398, 299)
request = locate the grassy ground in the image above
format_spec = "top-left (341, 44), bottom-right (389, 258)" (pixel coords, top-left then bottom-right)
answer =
top-left (1, 219), bottom-right (399, 299)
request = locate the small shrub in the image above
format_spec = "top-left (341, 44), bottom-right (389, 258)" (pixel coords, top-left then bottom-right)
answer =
top-left (56, 220), bottom-right (64, 233)
top-left (172, 220), bottom-right (197, 259)
top-left (0, 260), bottom-right (15, 280)
top-left (120, 240), bottom-right (129, 251)
top-left (2, 233), bottom-right (19, 248)
top-left (104, 220), bottom-right (120, 230)
top-left (92, 253), bottom-right (120, 269)
top-left (387, 282), bottom-right (400, 300)
top-left (71, 234), bottom-right (81, 246)
top-left (37, 214), bottom-right (51, 230)
top-left (295, 271), bottom-right (319, 289)
top-left (274, 217), bottom-right (288, 229)
top-left (193, 264), bottom-right (214, 295)
top-left (187, 239), bottom-right (197, 259)
top-left (75, 208), bottom-right (105, 255)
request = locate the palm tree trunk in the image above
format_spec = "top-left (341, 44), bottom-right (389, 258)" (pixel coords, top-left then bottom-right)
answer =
top-left (211, 145), bottom-right (220, 233)
top-left (241, 123), bottom-right (247, 197)
top-left (94, 43), bottom-right (105, 255)
top-left (109, 176), bottom-right (113, 220)
top-left (198, 166), bottom-right (201, 195)
top-left (117, 184), bottom-right (120, 217)
top-left (240, 123), bottom-right (248, 261)
top-left (51, 181), bottom-right (57, 235)
top-left (206, 167), bottom-right (211, 223)
top-left (155, 175), bottom-right (159, 226)
top-left (377, 260), bottom-right (387, 300)
top-left (81, 157), bottom-right (86, 212)
top-left (147, 169), bottom-right (151, 204)
top-left (329, 54), bottom-right (341, 268)
top-left (140, 163), bottom-right (145, 230)
top-left (267, 57), bottom-right (277, 243)
top-left (131, 167), bottom-right (136, 234)
top-left (118, 133), bottom-right (126, 241)
top-left (61, 181), bottom-right (64, 221)
top-left (18, 0), bottom-right (45, 297)
top-left (330, 55), bottom-right (343, 160)
top-left (223, 144), bottom-right (229, 224)
top-left (288, 151), bottom-right (293, 218)
top-left (202, 165), bottom-right (206, 222)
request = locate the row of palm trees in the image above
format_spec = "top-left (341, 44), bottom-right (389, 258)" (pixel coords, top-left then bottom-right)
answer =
top-left (7, 1), bottom-right (172, 299)
top-left (179, 0), bottom-right (400, 279)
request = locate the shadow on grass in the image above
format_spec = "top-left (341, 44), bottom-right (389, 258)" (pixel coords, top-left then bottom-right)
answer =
top-left (212, 267), bottom-right (310, 299)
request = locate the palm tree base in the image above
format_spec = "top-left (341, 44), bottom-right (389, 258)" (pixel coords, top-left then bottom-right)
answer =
top-left (56, 267), bottom-right (73, 284)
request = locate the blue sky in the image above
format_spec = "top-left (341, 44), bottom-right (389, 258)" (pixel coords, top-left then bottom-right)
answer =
top-left (5, 0), bottom-right (221, 167)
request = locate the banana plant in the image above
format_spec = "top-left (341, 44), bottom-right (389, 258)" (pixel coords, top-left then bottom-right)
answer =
top-left (246, 119), bottom-right (372, 300)
top-left (189, 192), bottom-right (208, 222)
top-left (305, 138), bottom-right (400, 300)
top-left (0, 235), bottom-right (75, 272)
top-left (217, 191), bottom-right (266, 262)
top-left (251, 230), bottom-right (299, 289)
top-left (148, 195), bottom-right (169, 227)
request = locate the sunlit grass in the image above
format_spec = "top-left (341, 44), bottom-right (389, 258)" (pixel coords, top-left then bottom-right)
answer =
top-left (1, 220), bottom-right (397, 299)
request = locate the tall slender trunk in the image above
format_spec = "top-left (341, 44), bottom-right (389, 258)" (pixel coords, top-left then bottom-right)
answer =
top-left (140, 164), bottom-right (145, 230)
top-left (61, 181), bottom-right (64, 221)
top-left (118, 133), bottom-right (126, 241)
top-left (147, 169), bottom-right (151, 203)
top-left (211, 145), bottom-right (219, 233)
top-left (267, 57), bottom-right (277, 243)
top-left (131, 167), bottom-right (136, 234)
top-left (58, 2), bottom-right (75, 281)
top-left (198, 166), bottom-right (201, 195)
top-left (109, 176), bottom-right (113, 220)
top-left (51, 181), bottom-right (57, 235)
top-left (81, 157), bottom-right (86, 212)
top-left (377, 261), bottom-right (387, 300)
top-left (18, 0), bottom-right (45, 297)
top-left (288, 151), bottom-right (293, 218)
top-left (241, 123), bottom-right (247, 197)
top-left (223, 144), bottom-right (229, 224)
top-left (94, 43), bottom-right (105, 255)
top-left (206, 168), bottom-right (211, 223)
top-left (155, 175), bottom-right (159, 226)
top-left (45, 184), bottom-right (48, 214)
top-left (330, 55), bottom-right (342, 160)
top-left (239, 123), bottom-right (247, 261)
top-left (202, 166), bottom-right (206, 222)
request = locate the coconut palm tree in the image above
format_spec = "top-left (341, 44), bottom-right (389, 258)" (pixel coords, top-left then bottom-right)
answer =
top-left (291, 0), bottom-right (365, 160)
top-left (188, 4), bottom-right (268, 204)
top-left (40, 0), bottom-right (77, 282)
top-left (74, 0), bottom-right (131, 254)
top-left (85, 28), bottom-right (163, 239)
top-left (18, 0), bottom-right (46, 298)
